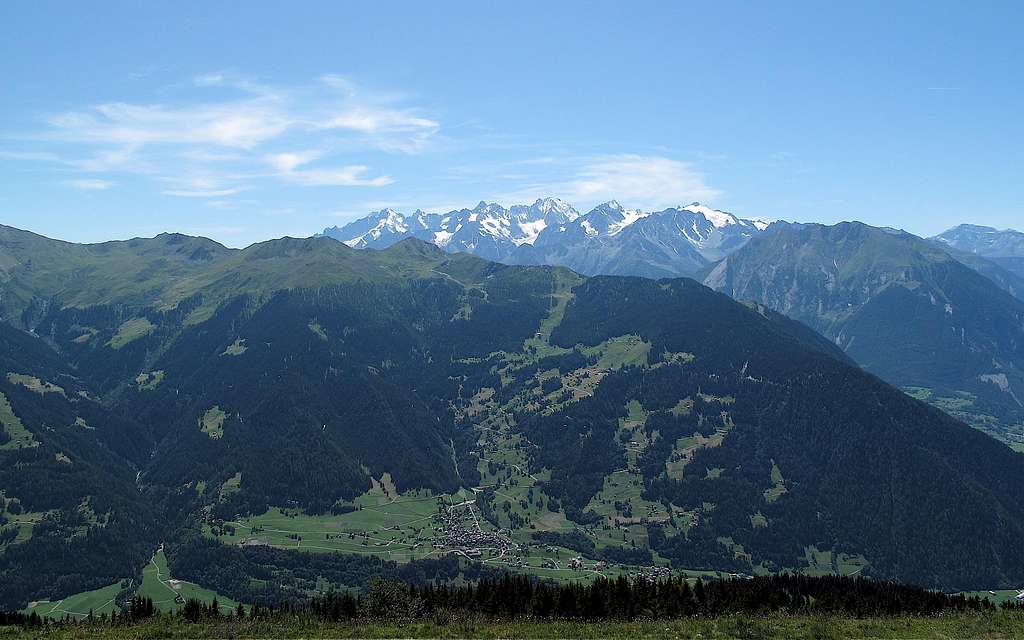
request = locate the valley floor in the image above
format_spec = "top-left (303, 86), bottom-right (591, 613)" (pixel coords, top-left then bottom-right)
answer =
top-left (5, 613), bottom-right (1024, 640)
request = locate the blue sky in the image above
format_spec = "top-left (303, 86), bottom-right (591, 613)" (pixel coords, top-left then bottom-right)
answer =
top-left (2, 1), bottom-right (1021, 247)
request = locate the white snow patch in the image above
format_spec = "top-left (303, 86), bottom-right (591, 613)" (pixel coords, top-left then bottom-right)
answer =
top-left (433, 230), bottom-right (453, 247)
top-left (516, 219), bottom-right (548, 245)
top-left (681, 203), bottom-right (738, 228)
top-left (380, 208), bottom-right (408, 231)
top-left (608, 209), bottom-right (650, 235)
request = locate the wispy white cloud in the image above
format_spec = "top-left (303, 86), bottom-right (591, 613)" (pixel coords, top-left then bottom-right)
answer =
top-left (265, 150), bottom-right (321, 173)
top-left (74, 145), bottom-right (146, 172)
top-left (162, 187), bottom-right (245, 198)
top-left (17, 74), bottom-right (439, 199)
top-left (265, 150), bottom-right (391, 186)
top-left (569, 155), bottom-right (720, 205)
top-left (0, 150), bottom-right (65, 162)
top-left (49, 101), bottom-right (292, 150)
top-left (179, 149), bottom-right (248, 163)
top-left (41, 73), bottom-right (439, 152)
top-left (193, 73), bottom-right (225, 87)
top-left (313, 76), bottom-right (441, 153)
top-left (156, 172), bottom-right (249, 198)
top-left (280, 165), bottom-right (393, 187)
top-left (497, 154), bottom-right (721, 211)
top-left (323, 108), bottom-right (438, 135)
top-left (319, 74), bottom-right (360, 95)
top-left (65, 178), bottom-right (114, 190)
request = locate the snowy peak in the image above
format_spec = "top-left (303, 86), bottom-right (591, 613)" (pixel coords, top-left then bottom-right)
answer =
top-left (379, 207), bottom-right (405, 227)
top-left (678, 203), bottom-right (738, 229)
top-left (592, 200), bottom-right (624, 214)
top-left (318, 207), bottom-right (414, 249)
top-left (501, 198), bottom-right (581, 245)
top-left (571, 200), bottom-right (646, 237)
top-left (677, 202), bottom-right (771, 232)
top-left (529, 197), bottom-right (579, 222)
top-left (472, 201), bottom-right (505, 215)
top-left (319, 197), bottom-right (772, 273)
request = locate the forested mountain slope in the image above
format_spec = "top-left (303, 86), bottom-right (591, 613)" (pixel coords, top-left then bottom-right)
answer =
top-left (0, 322), bottom-right (157, 607)
top-left (0, 228), bottom-right (1022, 610)
top-left (704, 222), bottom-right (1024, 448)
top-left (549, 277), bottom-right (1024, 587)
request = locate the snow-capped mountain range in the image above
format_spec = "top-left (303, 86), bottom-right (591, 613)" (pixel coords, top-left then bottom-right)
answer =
top-left (320, 198), bottom-right (770, 277)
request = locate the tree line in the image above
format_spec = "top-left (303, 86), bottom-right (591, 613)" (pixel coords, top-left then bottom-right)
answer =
top-left (5, 573), bottom-right (1016, 630)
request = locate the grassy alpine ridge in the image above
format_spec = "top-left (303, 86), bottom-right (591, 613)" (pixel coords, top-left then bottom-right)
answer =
top-left (1, 228), bottom-right (1024, 610)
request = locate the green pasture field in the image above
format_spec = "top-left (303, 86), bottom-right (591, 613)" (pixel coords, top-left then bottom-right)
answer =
top-left (0, 392), bottom-right (38, 450)
top-left (5, 374), bottom-right (64, 396)
top-left (20, 581), bottom-right (123, 620)
top-left (0, 509), bottom-right (46, 549)
top-left (16, 548), bottom-right (240, 621)
top-left (107, 318), bottom-right (155, 349)
top-left (137, 549), bottom-right (241, 614)
top-left (961, 590), bottom-right (1023, 606)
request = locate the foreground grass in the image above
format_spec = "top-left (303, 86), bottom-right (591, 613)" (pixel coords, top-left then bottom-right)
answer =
top-left (4, 612), bottom-right (1024, 639)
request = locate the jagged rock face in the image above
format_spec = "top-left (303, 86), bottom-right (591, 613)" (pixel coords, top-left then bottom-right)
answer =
top-left (320, 199), bottom-right (767, 277)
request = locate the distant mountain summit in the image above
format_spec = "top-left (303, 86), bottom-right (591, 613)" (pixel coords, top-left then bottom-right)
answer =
top-left (933, 224), bottom-right (1024, 278)
top-left (934, 223), bottom-right (1024, 257)
top-left (320, 199), bottom-right (769, 277)
top-left (704, 221), bottom-right (1024, 445)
